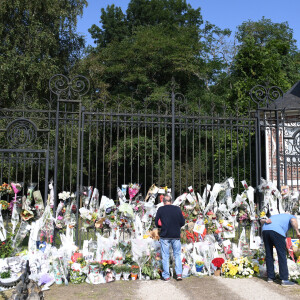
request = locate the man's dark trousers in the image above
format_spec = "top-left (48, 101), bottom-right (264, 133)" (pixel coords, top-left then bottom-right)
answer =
top-left (263, 230), bottom-right (288, 280)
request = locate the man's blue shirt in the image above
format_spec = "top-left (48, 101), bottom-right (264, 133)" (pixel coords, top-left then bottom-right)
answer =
top-left (262, 214), bottom-right (296, 237)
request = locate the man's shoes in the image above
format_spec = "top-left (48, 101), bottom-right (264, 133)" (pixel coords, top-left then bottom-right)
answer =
top-left (163, 277), bottom-right (170, 281)
top-left (281, 280), bottom-right (296, 286)
top-left (176, 274), bottom-right (182, 281)
top-left (267, 278), bottom-right (275, 283)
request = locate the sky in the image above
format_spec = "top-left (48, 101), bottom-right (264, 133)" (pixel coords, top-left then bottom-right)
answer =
top-left (77, 0), bottom-right (300, 48)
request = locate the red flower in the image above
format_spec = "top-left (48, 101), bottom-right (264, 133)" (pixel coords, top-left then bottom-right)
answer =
top-left (2, 242), bottom-right (5, 245)
top-left (212, 258), bottom-right (225, 268)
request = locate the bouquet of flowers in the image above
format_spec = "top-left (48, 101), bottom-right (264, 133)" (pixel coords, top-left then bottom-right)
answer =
top-left (222, 257), bottom-right (259, 278)
top-left (212, 258), bottom-right (225, 269)
top-left (128, 183), bottom-right (141, 202)
top-left (131, 265), bottom-right (139, 274)
top-left (20, 209), bottom-right (34, 221)
top-left (23, 183), bottom-right (36, 211)
top-left (100, 260), bottom-right (116, 272)
top-left (10, 182), bottom-right (23, 202)
top-left (0, 183), bottom-right (12, 199)
top-left (0, 200), bottom-right (9, 210)
top-left (69, 257), bottom-right (88, 284)
top-left (58, 191), bottom-right (71, 201)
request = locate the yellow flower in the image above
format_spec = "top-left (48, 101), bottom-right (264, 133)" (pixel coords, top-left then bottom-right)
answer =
top-left (103, 262), bottom-right (107, 266)
top-left (143, 235), bottom-right (150, 239)
top-left (204, 219), bottom-right (208, 224)
top-left (260, 211), bottom-right (266, 217)
top-left (219, 219), bottom-right (224, 224)
top-left (254, 265), bottom-right (259, 273)
top-left (229, 266), bottom-right (238, 276)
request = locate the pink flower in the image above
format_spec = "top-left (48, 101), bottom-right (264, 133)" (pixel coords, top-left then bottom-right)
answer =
top-left (57, 216), bottom-right (63, 220)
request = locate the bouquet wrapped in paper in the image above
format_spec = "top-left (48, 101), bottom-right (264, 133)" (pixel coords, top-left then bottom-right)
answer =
top-left (145, 184), bottom-right (159, 203)
top-left (117, 187), bottom-right (127, 205)
top-left (257, 178), bottom-right (279, 215)
top-left (128, 183), bottom-right (141, 202)
top-left (131, 238), bottom-right (152, 280)
top-left (23, 183), bottom-right (36, 211)
top-left (48, 180), bottom-right (54, 208)
top-left (10, 182), bottom-right (23, 203)
top-left (12, 220), bottom-right (30, 249)
top-left (0, 183), bottom-right (13, 199)
top-left (89, 188), bottom-right (99, 212)
top-left (33, 190), bottom-right (44, 216)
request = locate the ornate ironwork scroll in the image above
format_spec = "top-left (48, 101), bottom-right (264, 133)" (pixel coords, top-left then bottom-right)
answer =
top-left (6, 119), bottom-right (37, 148)
top-left (49, 74), bottom-right (90, 99)
top-left (250, 84), bottom-right (283, 108)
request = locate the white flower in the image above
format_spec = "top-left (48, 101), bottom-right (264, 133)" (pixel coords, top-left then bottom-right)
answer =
top-left (59, 191), bottom-right (71, 201)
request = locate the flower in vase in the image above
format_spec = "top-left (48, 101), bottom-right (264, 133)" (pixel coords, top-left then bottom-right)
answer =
top-left (131, 265), bottom-right (139, 274)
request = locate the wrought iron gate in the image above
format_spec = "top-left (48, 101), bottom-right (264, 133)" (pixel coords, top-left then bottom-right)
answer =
top-left (1, 74), bottom-right (299, 245)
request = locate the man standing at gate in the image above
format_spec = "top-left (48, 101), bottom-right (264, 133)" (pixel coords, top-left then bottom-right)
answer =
top-left (261, 213), bottom-right (300, 285)
top-left (155, 195), bottom-right (185, 281)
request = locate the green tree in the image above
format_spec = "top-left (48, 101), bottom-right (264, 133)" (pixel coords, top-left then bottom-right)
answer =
top-left (89, 4), bottom-right (129, 49)
top-left (0, 0), bottom-right (87, 107)
top-left (89, 0), bottom-right (202, 50)
top-left (79, 0), bottom-right (230, 111)
top-left (225, 17), bottom-right (300, 111)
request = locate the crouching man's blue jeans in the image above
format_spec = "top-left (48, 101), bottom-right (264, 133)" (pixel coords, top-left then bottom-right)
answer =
top-left (160, 238), bottom-right (182, 279)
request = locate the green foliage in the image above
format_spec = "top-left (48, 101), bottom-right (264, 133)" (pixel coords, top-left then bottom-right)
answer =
top-left (227, 17), bottom-right (300, 112)
top-left (0, 271), bottom-right (11, 279)
top-left (113, 264), bottom-right (123, 274)
top-left (0, 0), bottom-right (87, 107)
top-left (78, 0), bottom-right (231, 109)
top-left (89, 0), bottom-right (203, 49)
top-left (141, 250), bottom-right (161, 279)
top-left (0, 234), bottom-right (14, 258)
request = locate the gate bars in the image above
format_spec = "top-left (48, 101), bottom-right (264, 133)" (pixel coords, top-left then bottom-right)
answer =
top-left (79, 85), bottom-right (257, 201)
top-left (2, 74), bottom-right (299, 246)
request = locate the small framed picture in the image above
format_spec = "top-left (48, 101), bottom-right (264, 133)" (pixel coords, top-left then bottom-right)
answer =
top-left (281, 185), bottom-right (289, 195)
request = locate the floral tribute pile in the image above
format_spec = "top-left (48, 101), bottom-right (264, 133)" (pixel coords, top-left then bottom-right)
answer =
top-left (0, 178), bottom-right (299, 292)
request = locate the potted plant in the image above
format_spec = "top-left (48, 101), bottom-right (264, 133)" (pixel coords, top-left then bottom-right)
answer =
top-left (212, 258), bottom-right (225, 276)
top-left (113, 264), bottom-right (123, 281)
top-left (69, 258), bottom-right (88, 284)
top-left (89, 261), bottom-right (100, 274)
top-left (122, 265), bottom-right (131, 281)
top-left (100, 260), bottom-right (116, 273)
top-left (195, 261), bottom-right (204, 273)
top-left (130, 265), bottom-right (139, 280)
top-left (115, 256), bottom-right (123, 265)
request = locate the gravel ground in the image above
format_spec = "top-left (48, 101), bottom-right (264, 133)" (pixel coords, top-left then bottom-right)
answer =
top-left (214, 277), bottom-right (300, 300)
top-left (1, 276), bottom-right (300, 300)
